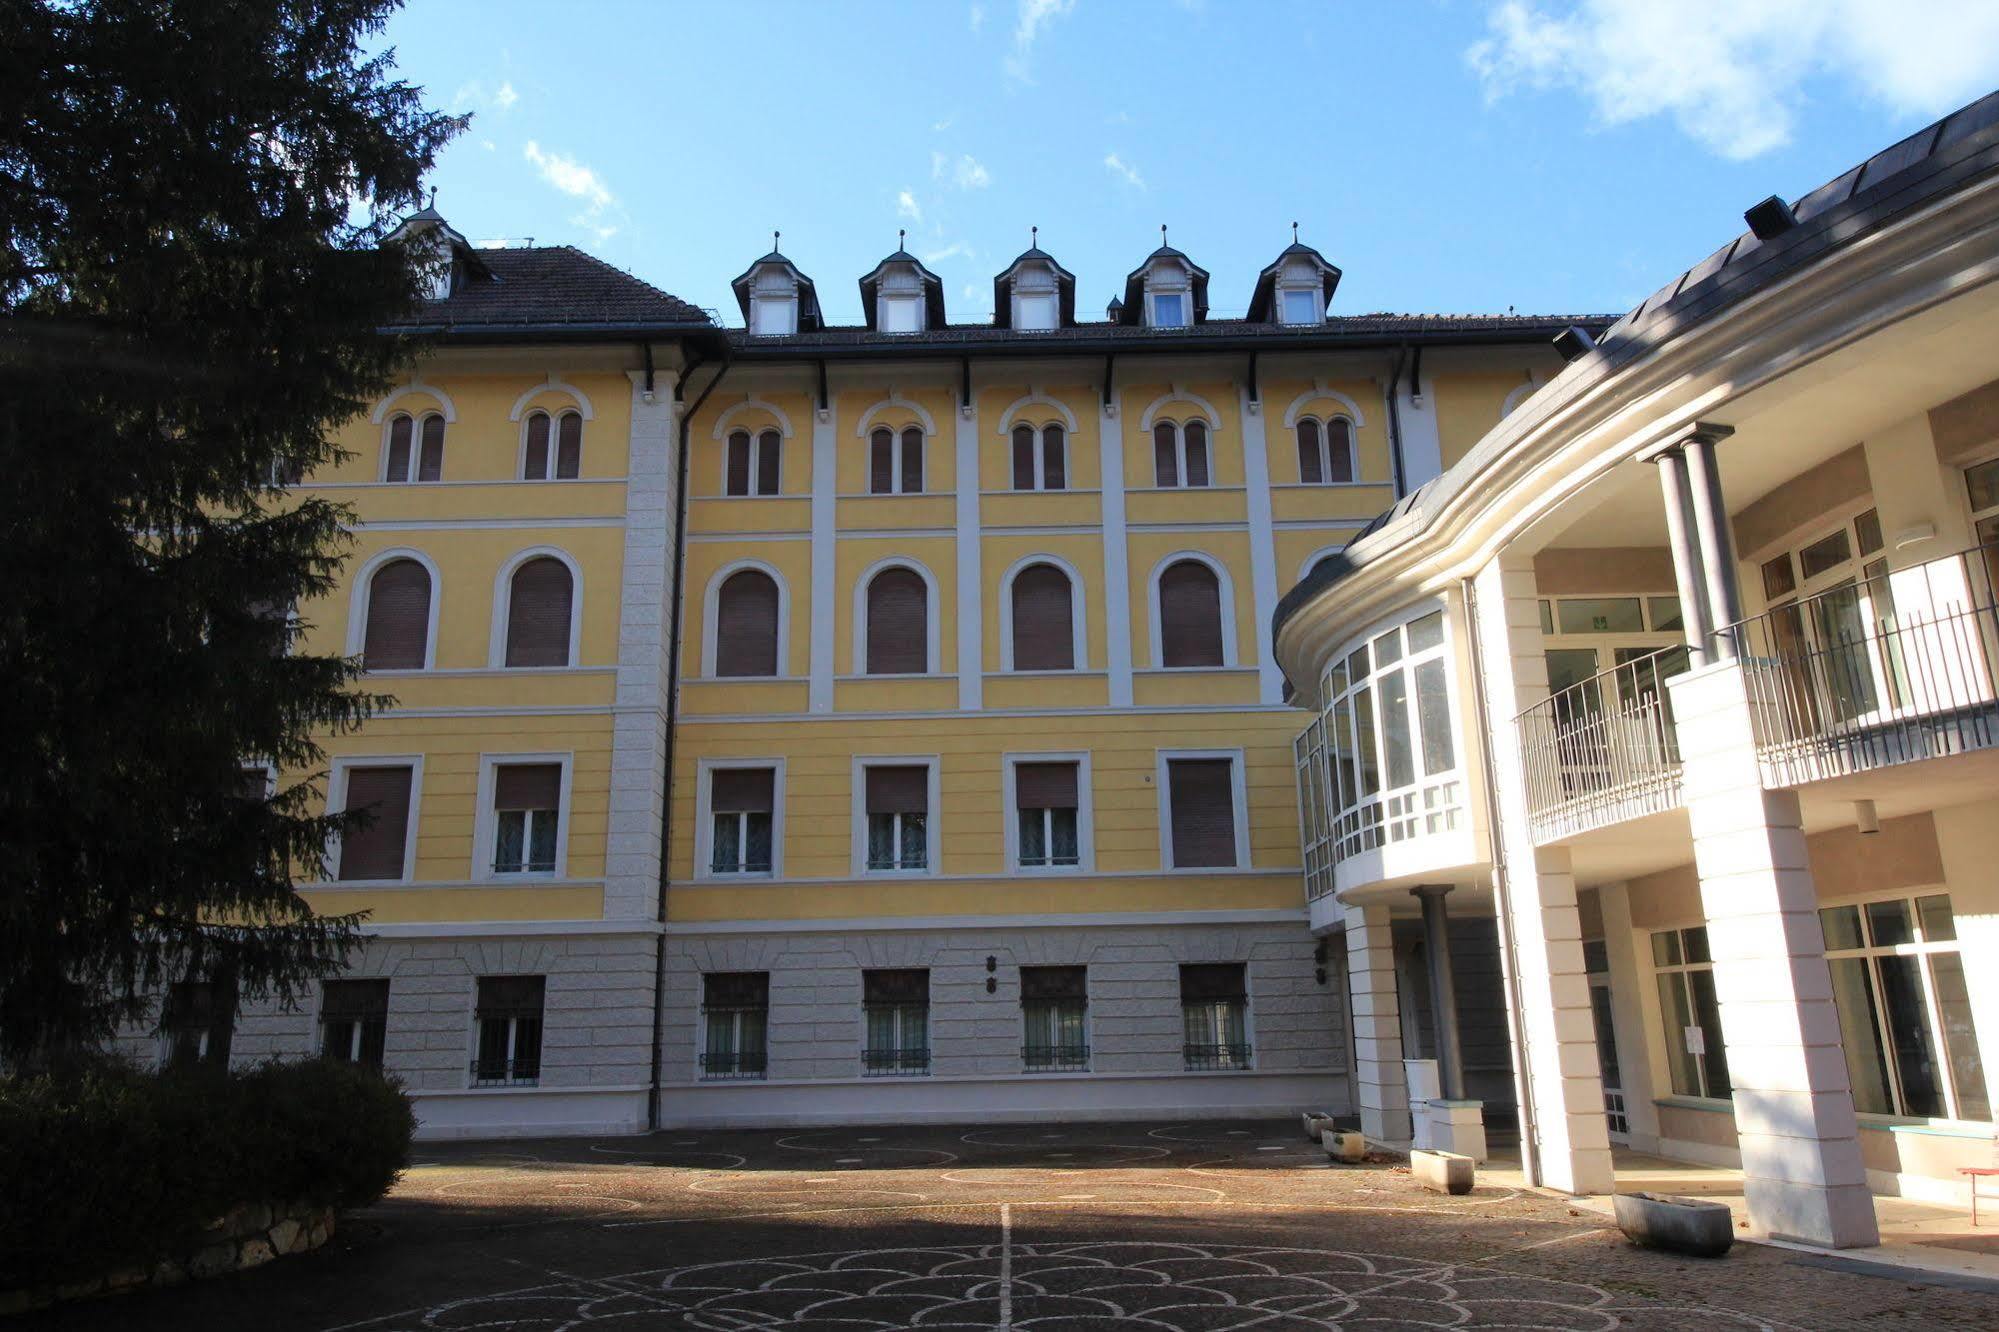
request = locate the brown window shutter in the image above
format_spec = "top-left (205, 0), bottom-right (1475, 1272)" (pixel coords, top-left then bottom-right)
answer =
top-left (704, 971), bottom-right (769, 1008)
top-left (1042, 425), bottom-right (1066, 490)
top-left (505, 557), bottom-right (574, 667)
top-left (865, 765), bottom-right (927, 814)
top-left (1168, 758), bottom-right (1237, 867)
top-left (524, 412), bottom-right (551, 480)
top-left (865, 568), bottom-right (927, 673)
top-left (1159, 560), bottom-right (1224, 667)
top-left (363, 558), bottom-right (431, 670)
top-left (1010, 563), bottom-right (1074, 670)
top-left (338, 764), bottom-right (414, 880)
top-left (711, 767), bottom-right (775, 813)
top-left (494, 763), bottom-right (561, 812)
top-left (863, 968), bottom-right (928, 1005)
top-left (322, 978), bottom-right (389, 1019)
top-left (1021, 965), bottom-right (1087, 1002)
top-left (755, 429), bottom-right (781, 495)
top-left (1014, 761), bottom-right (1078, 811)
top-left (726, 431), bottom-right (751, 496)
top-left (385, 414), bottom-right (413, 481)
top-left (417, 414), bottom-right (445, 481)
top-left (714, 569), bottom-right (780, 676)
top-left (556, 412), bottom-right (582, 479)
top-left (476, 974), bottom-right (544, 1017)
top-left (900, 426), bottom-right (924, 494)
top-left (1327, 417), bottom-right (1353, 482)
top-left (1297, 419), bottom-right (1323, 484)
top-left (1153, 422), bottom-right (1179, 487)
top-left (870, 428), bottom-right (894, 494)
top-left (1184, 421), bottom-right (1210, 486)
top-left (1012, 424), bottom-right (1036, 490)
top-left (1179, 961), bottom-right (1246, 1001)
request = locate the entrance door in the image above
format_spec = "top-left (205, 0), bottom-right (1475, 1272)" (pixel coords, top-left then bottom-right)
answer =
top-left (1584, 940), bottom-right (1629, 1143)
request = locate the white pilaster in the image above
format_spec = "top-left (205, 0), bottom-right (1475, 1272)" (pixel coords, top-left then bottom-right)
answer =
top-left (1395, 365), bottom-right (1444, 493)
top-left (1344, 902), bottom-right (1412, 1142)
top-left (1668, 659), bottom-right (1880, 1248)
top-left (604, 370), bottom-right (679, 920)
top-left (1471, 555), bottom-right (1616, 1194)
top-left (1099, 391), bottom-right (1133, 707)
top-left (956, 389), bottom-right (982, 710)
top-left (808, 397), bottom-right (836, 713)
top-left (1238, 384), bottom-right (1282, 702)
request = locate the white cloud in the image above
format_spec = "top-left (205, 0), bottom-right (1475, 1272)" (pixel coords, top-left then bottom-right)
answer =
top-left (1006, 0), bottom-right (1076, 82)
top-left (523, 140), bottom-right (620, 243)
top-left (897, 189), bottom-right (923, 222)
top-left (921, 241), bottom-right (977, 265)
top-left (493, 81), bottom-right (518, 110)
top-left (1104, 152), bottom-right (1145, 189)
top-left (970, 3), bottom-right (986, 32)
top-left (1468, 0), bottom-right (1999, 160)
top-left (963, 282), bottom-right (981, 299)
top-left (954, 155), bottom-right (992, 189)
top-left (449, 79), bottom-right (519, 114)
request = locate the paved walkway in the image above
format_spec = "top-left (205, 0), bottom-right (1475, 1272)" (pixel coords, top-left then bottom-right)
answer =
top-left (22, 1119), bottom-right (1999, 1329)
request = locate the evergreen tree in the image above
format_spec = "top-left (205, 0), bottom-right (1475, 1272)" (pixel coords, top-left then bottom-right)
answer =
top-left (0, 0), bottom-right (462, 1066)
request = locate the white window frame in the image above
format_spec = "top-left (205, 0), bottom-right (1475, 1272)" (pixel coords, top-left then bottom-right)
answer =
top-left (345, 547), bottom-right (442, 672)
top-left (472, 752), bottom-right (573, 883)
top-left (723, 427), bottom-right (783, 497)
top-left (999, 554), bottom-right (1088, 672)
top-left (851, 755), bottom-right (941, 878)
top-left (1010, 422), bottom-right (1068, 492)
top-left (1015, 291), bottom-right (1057, 331)
top-left (751, 293), bottom-right (797, 336)
top-left (1151, 419), bottom-right (1214, 489)
top-left (1649, 922), bottom-right (1730, 1103)
top-left (379, 410), bottom-right (445, 483)
top-left (317, 978), bottom-right (389, 1067)
top-left (1154, 747), bottom-right (1250, 872)
top-left (1002, 751), bottom-right (1094, 874)
top-left (851, 557), bottom-right (942, 676)
top-left (866, 426), bottom-right (927, 496)
top-left (700, 559), bottom-right (793, 679)
top-left (468, 983), bottom-right (545, 1088)
top-left (487, 546), bottom-right (584, 670)
top-left (1019, 967), bottom-right (1091, 1073)
top-left (1296, 414), bottom-right (1356, 485)
top-left (1279, 286), bottom-right (1322, 326)
top-left (1148, 287), bottom-right (1189, 328)
top-left (879, 292), bottom-right (923, 333)
top-left (1145, 550), bottom-right (1239, 670)
top-left (1180, 961), bottom-right (1257, 1072)
top-left (694, 757), bottom-right (786, 881)
top-left (325, 754), bottom-right (425, 885)
top-left (517, 408), bottom-right (584, 482)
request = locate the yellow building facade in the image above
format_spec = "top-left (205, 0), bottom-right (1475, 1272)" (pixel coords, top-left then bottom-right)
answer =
top-left (203, 214), bottom-right (1590, 1137)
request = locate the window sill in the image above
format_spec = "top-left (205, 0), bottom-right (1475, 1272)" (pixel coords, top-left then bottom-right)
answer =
top-left (1859, 1114), bottom-right (1997, 1138)
top-left (986, 669), bottom-right (1106, 679)
top-left (697, 870), bottom-right (777, 883)
top-left (1135, 666), bottom-right (1256, 675)
top-left (835, 673), bottom-right (954, 682)
top-left (694, 674), bottom-right (809, 684)
top-left (1269, 482), bottom-right (1383, 491)
top-left (857, 867), bottom-right (935, 878)
top-left (1653, 1095), bottom-right (1733, 1113)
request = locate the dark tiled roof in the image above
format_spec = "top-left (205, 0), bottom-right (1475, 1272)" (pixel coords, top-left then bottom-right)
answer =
top-left (387, 245), bottom-right (711, 333)
top-left (725, 311), bottom-right (1611, 356)
top-left (1271, 86), bottom-right (1999, 644)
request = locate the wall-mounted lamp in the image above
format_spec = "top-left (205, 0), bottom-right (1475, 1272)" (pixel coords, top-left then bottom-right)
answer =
top-left (1855, 799), bottom-right (1880, 836)
top-left (985, 955), bottom-right (997, 994)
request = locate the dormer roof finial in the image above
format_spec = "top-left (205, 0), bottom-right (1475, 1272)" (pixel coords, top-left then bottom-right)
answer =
top-left (1160, 223), bottom-right (1168, 247)
top-left (1031, 224), bottom-right (1038, 247)
top-left (898, 227), bottom-right (906, 250)
top-left (1292, 220), bottom-right (1299, 243)
top-left (428, 185), bottom-right (437, 208)
top-left (773, 229), bottom-right (780, 251)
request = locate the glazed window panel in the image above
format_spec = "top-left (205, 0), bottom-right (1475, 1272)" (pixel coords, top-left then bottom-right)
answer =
top-left (1651, 925), bottom-right (1731, 1101)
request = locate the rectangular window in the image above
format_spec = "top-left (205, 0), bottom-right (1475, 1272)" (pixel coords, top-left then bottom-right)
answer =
top-left (162, 977), bottom-right (235, 1070)
top-left (862, 968), bottom-right (929, 1075)
top-left (1152, 292), bottom-right (1186, 327)
top-left (1180, 963), bottom-right (1250, 1070)
top-left (1016, 293), bottom-right (1056, 330)
top-left (336, 763), bottom-right (416, 882)
top-left (751, 297), bottom-right (795, 336)
top-left (1280, 289), bottom-right (1319, 324)
top-left (709, 767), bottom-right (776, 876)
top-left (881, 295), bottom-right (922, 333)
top-left (1651, 926), bottom-right (1731, 1100)
top-left (1555, 597), bottom-right (1645, 634)
top-left (1820, 895), bottom-right (1989, 1121)
top-left (492, 763), bottom-right (561, 875)
top-left (864, 764), bottom-right (930, 872)
top-left (1013, 760), bottom-right (1080, 869)
top-left (472, 975), bottom-right (545, 1086)
top-left (1021, 966), bottom-right (1088, 1071)
top-left (320, 978), bottom-right (389, 1069)
top-left (1165, 756), bottom-right (1239, 868)
top-left (700, 972), bottom-right (769, 1081)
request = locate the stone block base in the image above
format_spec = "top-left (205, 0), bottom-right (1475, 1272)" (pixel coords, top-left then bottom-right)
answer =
top-left (1427, 1099), bottom-right (1487, 1162)
top-left (1412, 1149), bottom-right (1475, 1195)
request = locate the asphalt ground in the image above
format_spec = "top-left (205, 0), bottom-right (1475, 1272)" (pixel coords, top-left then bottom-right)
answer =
top-left (22, 1118), bottom-right (1999, 1329)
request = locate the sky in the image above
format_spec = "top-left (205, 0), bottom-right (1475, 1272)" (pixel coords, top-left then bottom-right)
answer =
top-left (377, 0), bottom-right (1999, 327)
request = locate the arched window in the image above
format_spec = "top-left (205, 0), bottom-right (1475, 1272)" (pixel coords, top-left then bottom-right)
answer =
top-left (869, 426), bottom-right (924, 495)
top-left (714, 569), bottom-right (780, 677)
top-left (1011, 423), bottom-right (1067, 491)
top-left (1152, 420), bottom-right (1210, 488)
top-left (865, 567), bottom-right (929, 674)
top-left (384, 411), bottom-right (445, 483)
top-left (1158, 560), bottom-right (1225, 667)
top-left (524, 410), bottom-right (582, 480)
top-left (726, 428), bottom-right (782, 496)
top-left (1009, 563), bottom-right (1075, 671)
top-left (362, 558), bottom-right (432, 670)
top-left (504, 557), bottom-right (575, 667)
top-left (1296, 416), bottom-right (1354, 484)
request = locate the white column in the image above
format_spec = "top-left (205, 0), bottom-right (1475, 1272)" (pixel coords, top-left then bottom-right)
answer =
top-left (808, 397), bottom-right (836, 713)
top-left (1238, 386), bottom-right (1283, 702)
top-left (1394, 363), bottom-right (1444, 493)
top-left (956, 388), bottom-right (982, 710)
top-left (1471, 555), bottom-right (1617, 1194)
top-left (1345, 902), bottom-right (1412, 1142)
top-left (604, 369), bottom-right (679, 920)
top-left (1098, 392), bottom-right (1133, 707)
top-left (1668, 660), bottom-right (1880, 1247)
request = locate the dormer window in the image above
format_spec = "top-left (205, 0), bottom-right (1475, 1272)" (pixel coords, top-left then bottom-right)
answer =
top-left (751, 293), bottom-right (796, 336)
top-left (732, 240), bottom-right (822, 338)
top-left (1152, 292), bottom-right (1187, 328)
top-left (993, 239), bottom-right (1074, 332)
top-left (1281, 289), bottom-right (1319, 325)
top-left (1250, 233), bottom-right (1341, 326)
top-left (1017, 292), bottom-right (1056, 331)
top-left (881, 292), bottom-right (923, 333)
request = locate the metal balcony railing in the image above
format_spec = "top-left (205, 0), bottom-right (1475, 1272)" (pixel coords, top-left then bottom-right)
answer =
top-left (1725, 541), bottom-right (1999, 787)
top-left (469, 1057), bottom-right (540, 1087)
top-left (1517, 646), bottom-right (1687, 841)
top-left (861, 1046), bottom-right (931, 1076)
top-left (1021, 1044), bottom-right (1090, 1072)
top-left (1183, 1042), bottom-right (1253, 1071)
top-left (698, 1050), bottom-right (768, 1081)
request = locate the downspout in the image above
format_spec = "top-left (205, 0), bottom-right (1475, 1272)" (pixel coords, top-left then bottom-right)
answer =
top-left (1384, 345), bottom-right (1410, 499)
top-left (1459, 574), bottom-right (1540, 1187)
top-left (646, 343), bottom-right (731, 1132)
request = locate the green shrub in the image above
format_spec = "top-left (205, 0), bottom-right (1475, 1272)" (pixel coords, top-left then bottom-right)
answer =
top-left (0, 1058), bottom-right (413, 1289)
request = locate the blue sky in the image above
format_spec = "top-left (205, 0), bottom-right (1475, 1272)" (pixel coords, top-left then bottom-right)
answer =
top-left (379, 1), bottom-right (1999, 326)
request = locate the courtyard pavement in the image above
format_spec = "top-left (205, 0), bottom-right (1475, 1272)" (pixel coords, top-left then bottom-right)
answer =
top-left (21, 1118), bottom-right (1999, 1329)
